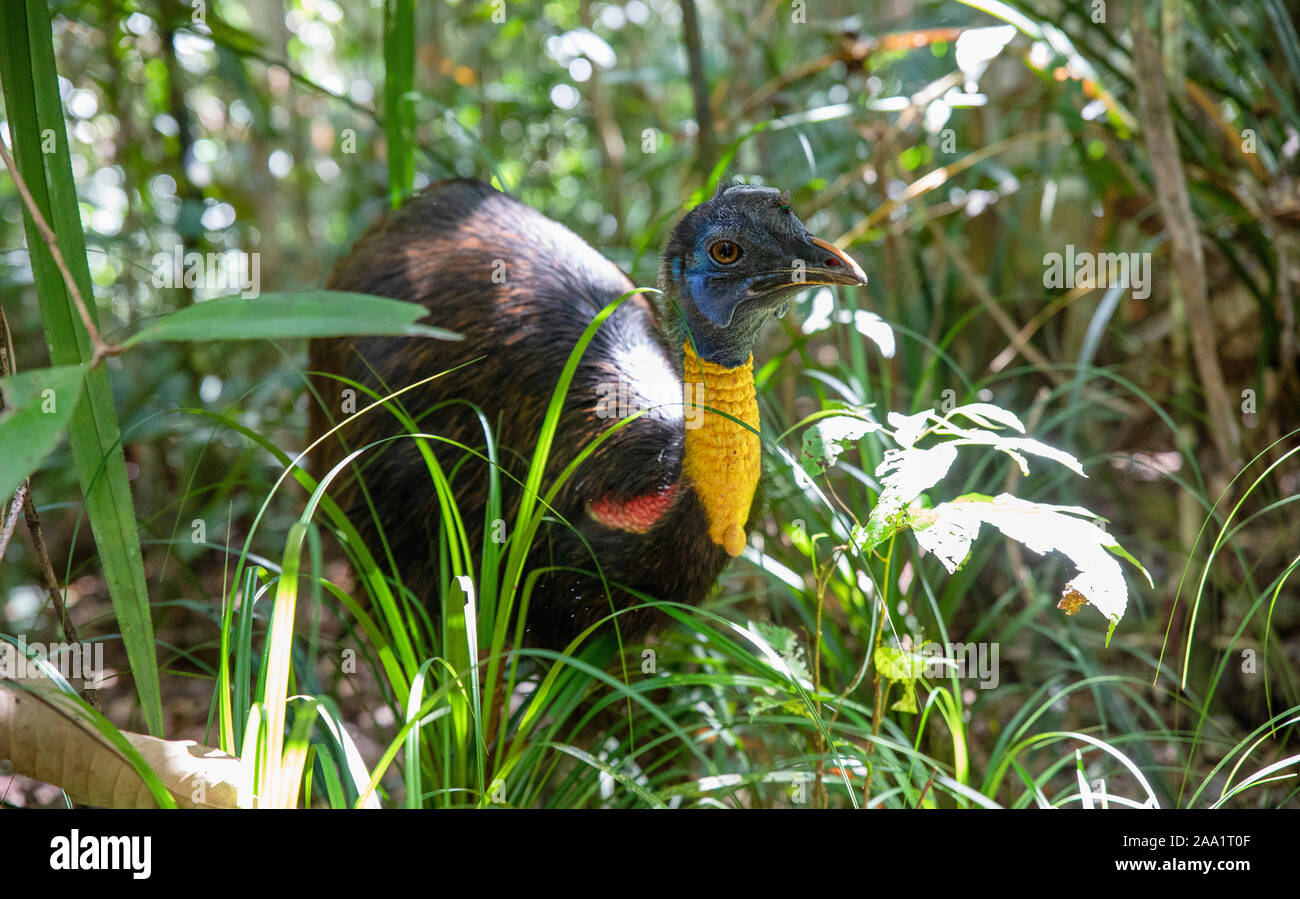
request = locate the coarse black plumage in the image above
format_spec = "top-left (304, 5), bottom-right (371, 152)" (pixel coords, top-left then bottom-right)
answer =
top-left (308, 178), bottom-right (866, 649)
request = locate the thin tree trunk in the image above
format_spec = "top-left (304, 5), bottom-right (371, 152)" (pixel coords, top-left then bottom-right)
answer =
top-left (1131, 1), bottom-right (1239, 466)
top-left (680, 0), bottom-right (716, 175)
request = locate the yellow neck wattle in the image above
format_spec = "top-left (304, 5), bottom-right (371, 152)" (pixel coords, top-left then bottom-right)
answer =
top-left (681, 342), bottom-right (761, 557)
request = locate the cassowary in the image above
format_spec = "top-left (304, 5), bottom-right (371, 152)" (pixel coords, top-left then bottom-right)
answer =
top-left (308, 179), bottom-right (866, 649)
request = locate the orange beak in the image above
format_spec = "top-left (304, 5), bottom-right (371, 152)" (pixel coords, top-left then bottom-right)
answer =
top-left (810, 237), bottom-right (869, 285)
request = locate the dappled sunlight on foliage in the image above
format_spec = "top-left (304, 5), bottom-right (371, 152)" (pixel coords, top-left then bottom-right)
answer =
top-left (1, 0), bottom-right (1297, 815)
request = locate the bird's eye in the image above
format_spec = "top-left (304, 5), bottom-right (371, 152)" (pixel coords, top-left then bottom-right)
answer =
top-left (709, 240), bottom-right (742, 265)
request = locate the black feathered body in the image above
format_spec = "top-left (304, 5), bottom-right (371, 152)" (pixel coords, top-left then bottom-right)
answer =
top-left (309, 179), bottom-right (745, 648)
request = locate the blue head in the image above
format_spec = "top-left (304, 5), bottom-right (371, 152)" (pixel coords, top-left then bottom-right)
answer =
top-left (659, 182), bottom-right (867, 367)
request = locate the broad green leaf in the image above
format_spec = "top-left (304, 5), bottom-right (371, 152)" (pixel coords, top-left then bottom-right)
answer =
top-left (752, 621), bottom-right (811, 684)
top-left (886, 408), bottom-right (934, 450)
top-left (0, 365), bottom-right (87, 501)
top-left (873, 646), bottom-right (923, 714)
top-left (947, 402), bottom-right (1025, 432)
top-left (900, 401), bottom-right (1087, 477)
top-left (891, 687), bottom-right (919, 714)
top-left (906, 498), bottom-right (983, 572)
top-left (860, 444), bottom-right (958, 550)
top-left (799, 411), bottom-right (882, 476)
top-left (122, 291), bottom-right (460, 347)
top-left (873, 644), bottom-right (925, 681)
top-left (878, 444), bottom-right (960, 502)
top-left (735, 620), bottom-right (812, 688)
top-left (2, 1), bottom-right (163, 734)
top-left (911, 492), bottom-right (1145, 623)
top-left (952, 430), bottom-right (1087, 477)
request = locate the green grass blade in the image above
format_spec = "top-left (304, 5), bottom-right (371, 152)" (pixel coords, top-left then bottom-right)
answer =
top-left (0, 0), bottom-right (162, 735)
top-left (383, 0), bottom-right (415, 207)
top-left (260, 521), bottom-right (308, 807)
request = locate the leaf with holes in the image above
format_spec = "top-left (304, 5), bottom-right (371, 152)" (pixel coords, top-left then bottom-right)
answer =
top-left (799, 411), bottom-right (882, 477)
top-left (858, 444), bottom-right (958, 551)
top-left (910, 492), bottom-right (1152, 631)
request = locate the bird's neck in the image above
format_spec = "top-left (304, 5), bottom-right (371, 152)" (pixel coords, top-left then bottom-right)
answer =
top-left (658, 277), bottom-right (763, 369)
top-left (680, 342), bottom-right (761, 557)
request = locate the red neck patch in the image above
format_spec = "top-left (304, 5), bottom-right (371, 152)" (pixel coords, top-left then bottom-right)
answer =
top-left (588, 483), bottom-right (679, 533)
